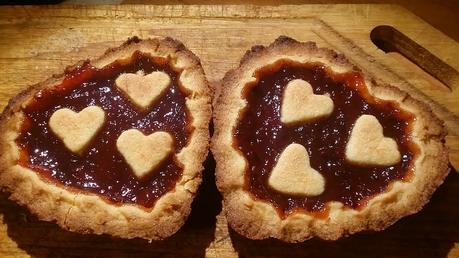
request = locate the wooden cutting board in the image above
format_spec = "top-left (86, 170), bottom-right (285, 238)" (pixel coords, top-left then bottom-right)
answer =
top-left (0, 5), bottom-right (458, 258)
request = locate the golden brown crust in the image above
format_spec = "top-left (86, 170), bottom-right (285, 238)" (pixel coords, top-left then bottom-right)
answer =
top-left (0, 37), bottom-right (212, 240)
top-left (212, 36), bottom-right (449, 242)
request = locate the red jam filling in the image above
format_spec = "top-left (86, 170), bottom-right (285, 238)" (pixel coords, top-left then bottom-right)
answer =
top-left (235, 60), bottom-right (418, 217)
top-left (16, 51), bottom-right (191, 209)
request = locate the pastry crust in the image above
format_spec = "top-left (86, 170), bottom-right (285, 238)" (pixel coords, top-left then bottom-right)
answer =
top-left (212, 36), bottom-right (449, 242)
top-left (0, 37), bottom-right (211, 240)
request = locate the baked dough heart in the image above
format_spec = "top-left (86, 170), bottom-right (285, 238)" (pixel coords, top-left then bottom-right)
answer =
top-left (345, 114), bottom-right (401, 166)
top-left (115, 71), bottom-right (171, 110)
top-left (268, 143), bottom-right (325, 196)
top-left (281, 79), bottom-right (334, 125)
top-left (116, 129), bottom-right (173, 180)
top-left (49, 106), bottom-right (105, 155)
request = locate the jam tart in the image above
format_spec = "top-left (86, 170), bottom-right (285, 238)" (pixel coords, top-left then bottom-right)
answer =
top-left (0, 37), bottom-right (211, 240)
top-left (212, 36), bottom-right (449, 242)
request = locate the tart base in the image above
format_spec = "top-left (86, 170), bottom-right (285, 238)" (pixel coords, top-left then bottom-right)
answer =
top-left (0, 37), bottom-right (211, 240)
top-left (212, 36), bottom-right (449, 242)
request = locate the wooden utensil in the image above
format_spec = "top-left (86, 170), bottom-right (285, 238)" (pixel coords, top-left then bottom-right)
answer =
top-left (371, 25), bottom-right (459, 171)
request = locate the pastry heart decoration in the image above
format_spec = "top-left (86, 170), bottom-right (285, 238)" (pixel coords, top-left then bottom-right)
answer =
top-left (268, 143), bottom-right (325, 196)
top-left (116, 129), bottom-right (173, 180)
top-left (345, 114), bottom-right (401, 166)
top-left (115, 70), bottom-right (171, 110)
top-left (49, 106), bottom-right (105, 155)
top-left (281, 79), bottom-right (334, 125)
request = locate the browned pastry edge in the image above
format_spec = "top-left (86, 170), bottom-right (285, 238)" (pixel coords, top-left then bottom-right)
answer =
top-left (212, 36), bottom-right (450, 242)
top-left (0, 37), bottom-right (212, 240)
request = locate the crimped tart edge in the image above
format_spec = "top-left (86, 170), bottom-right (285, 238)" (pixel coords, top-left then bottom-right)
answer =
top-left (212, 36), bottom-right (449, 242)
top-left (0, 37), bottom-right (212, 240)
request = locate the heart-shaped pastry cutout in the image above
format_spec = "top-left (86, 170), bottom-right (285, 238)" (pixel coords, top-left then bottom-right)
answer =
top-left (345, 114), bottom-right (401, 166)
top-left (116, 129), bottom-right (173, 180)
top-left (268, 143), bottom-right (325, 196)
top-left (115, 71), bottom-right (171, 110)
top-left (49, 106), bottom-right (105, 155)
top-left (281, 79), bottom-right (334, 125)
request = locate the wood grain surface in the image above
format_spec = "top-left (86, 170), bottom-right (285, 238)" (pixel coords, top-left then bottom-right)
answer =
top-left (0, 5), bottom-right (458, 257)
top-left (62, 0), bottom-right (459, 44)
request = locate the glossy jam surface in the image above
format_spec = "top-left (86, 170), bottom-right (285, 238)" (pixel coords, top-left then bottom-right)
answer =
top-left (17, 51), bottom-right (190, 208)
top-left (235, 60), bottom-right (418, 216)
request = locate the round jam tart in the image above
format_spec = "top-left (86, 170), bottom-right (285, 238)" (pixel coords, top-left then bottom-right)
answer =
top-left (212, 36), bottom-right (450, 242)
top-left (0, 37), bottom-right (211, 240)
